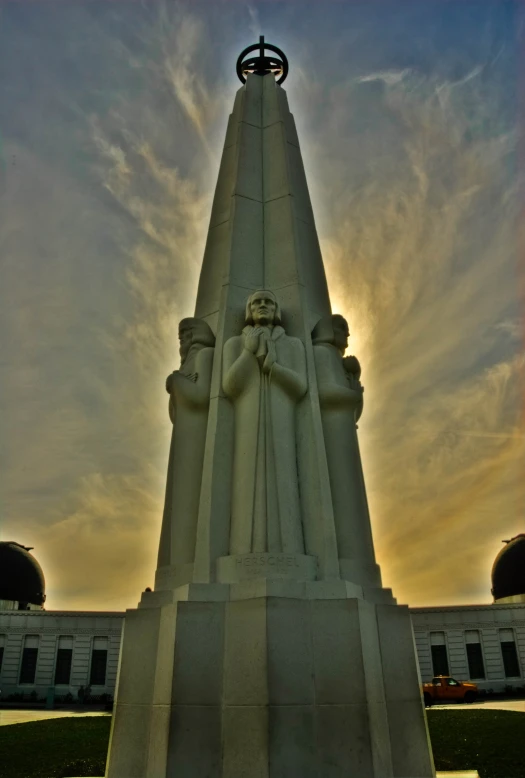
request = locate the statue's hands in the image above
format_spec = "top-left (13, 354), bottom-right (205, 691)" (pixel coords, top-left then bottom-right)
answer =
top-left (166, 370), bottom-right (198, 392)
top-left (345, 374), bottom-right (364, 394)
top-left (262, 340), bottom-right (277, 374)
top-left (165, 372), bottom-right (177, 394)
top-left (343, 355), bottom-right (361, 380)
top-left (245, 328), bottom-right (263, 354)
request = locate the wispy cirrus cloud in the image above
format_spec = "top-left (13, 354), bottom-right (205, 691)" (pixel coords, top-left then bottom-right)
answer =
top-left (246, 3), bottom-right (262, 39)
top-left (303, 58), bottom-right (523, 604)
top-left (159, 7), bottom-right (222, 157)
top-left (357, 69), bottom-right (412, 86)
top-left (0, 2), bottom-right (220, 609)
top-left (0, 1), bottom-right (521, 610)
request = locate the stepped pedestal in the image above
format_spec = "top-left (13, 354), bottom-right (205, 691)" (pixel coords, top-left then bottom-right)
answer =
top-left (107, 582), bottom-right (434, 778)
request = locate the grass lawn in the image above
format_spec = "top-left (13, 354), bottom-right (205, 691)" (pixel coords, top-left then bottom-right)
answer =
top-left (0, 709), bottom-right (523, 777)
top-left (0, 717), bottom-right (111, 778)
top-left (427, 709), bottom-right (525, 778)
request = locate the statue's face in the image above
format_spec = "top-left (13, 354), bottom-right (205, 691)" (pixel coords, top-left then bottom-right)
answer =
top-left (250, 291), bottom-right (277, 326)
top-left (178, 325), bottom-right (193, 361)
top-left (333, 317), bottom-right (349, 355)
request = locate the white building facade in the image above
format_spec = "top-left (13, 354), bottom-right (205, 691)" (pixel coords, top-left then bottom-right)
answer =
top-left (0, 609), bottom-right (122, 700)
top-left (1, 602), bottom-right (524, 700)
top-left (412, 603), bottom-right (525, 691)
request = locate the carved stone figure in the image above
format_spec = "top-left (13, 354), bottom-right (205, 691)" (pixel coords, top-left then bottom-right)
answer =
top-left (223, 290), bottom-right (307, 555)
top-left (156, 318), bottom-right (215, 578)
top-left (313, 314), bottom-right (380, 586)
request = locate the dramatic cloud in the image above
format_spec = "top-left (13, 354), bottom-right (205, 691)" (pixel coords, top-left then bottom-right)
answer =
top-left (0, 1), bottom-right (521, 610)
top-left (305, 60), bottom-right (523, 605)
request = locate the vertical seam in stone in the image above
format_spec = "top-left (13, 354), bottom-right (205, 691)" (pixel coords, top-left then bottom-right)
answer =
top-left (220, 600), bottom-right (227, 771)
top-left (265, 597), bottom-right (270, 776)
top-left (261, 78), bottom-right (266, 289)
top-left (309, 599), bottom-right (317, 706)
top-left (358, 600), bottom-right (382, 775)
top-left (374, 604), bottom-right (396, 764)
top-left (309, 599), bottom-right (320, 769)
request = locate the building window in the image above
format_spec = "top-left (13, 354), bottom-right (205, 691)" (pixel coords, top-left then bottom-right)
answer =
top-left (430, 632), bottom-right (449, 676)
top-left (0, 635), bottom-right (5, 673)
top-left (465, 630), bottom-right (485, 680)
top-left (500, 629), bottom-right (521, 678)
top-left (19, 635), bottom-right (39, 684)
top-left (54, 636), bottom-right (74, 685)
top-left (89, 637), bottom-right (108, 686)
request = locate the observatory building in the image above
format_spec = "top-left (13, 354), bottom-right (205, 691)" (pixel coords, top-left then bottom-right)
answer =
top-left (0, 542), bottom-right (46, 611)
top-left (1, 538), bottom-right (524, 702)
top-left (491, 534), bottom-right (525, 604)
top-left (0, 542), bottom-right (121, 698)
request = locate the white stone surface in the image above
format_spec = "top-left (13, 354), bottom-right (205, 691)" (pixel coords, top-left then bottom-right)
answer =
top-left (222, 297), bottom-right (308, 557)
top-left (0, 709), bottom-right (110, 726)
top-left (217, 552), bottom-right (317, 583)
top-left (0, 609), bottom-right (121, 700)
top-left (155, 319), bottom-right (215, 591)
top-left (436, 773), bottom-right (479, 778)
top-left (3, 601), bottom-right (524, 705)
top-left (433, 699), bottom-right (525, 712)
top-left (412, 602), bottom-right (525, 691)
top-left (190, 73), bottom-right (342, 585)
top-left (105, 71), bottom-right (434, 776)
top-left (105, 589), bottom-right (435, 777)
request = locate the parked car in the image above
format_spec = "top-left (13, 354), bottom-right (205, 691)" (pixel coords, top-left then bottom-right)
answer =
top-left (422, 675), bottom-right (478, 707)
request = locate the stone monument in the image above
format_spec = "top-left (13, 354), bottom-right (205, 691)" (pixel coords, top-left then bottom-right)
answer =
top-left (106, 38), bottom-right (435, 777)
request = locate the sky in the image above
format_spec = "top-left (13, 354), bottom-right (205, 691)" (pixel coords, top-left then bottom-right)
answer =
top-left (0, 0), bottom-right (523, 611)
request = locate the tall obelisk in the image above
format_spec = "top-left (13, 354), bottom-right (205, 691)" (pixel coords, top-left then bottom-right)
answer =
top-left (106, 39), bottom-right (435, 778)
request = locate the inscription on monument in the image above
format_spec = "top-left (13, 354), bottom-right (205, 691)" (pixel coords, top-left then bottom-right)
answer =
top-left (216, 552), bottom-right (317, 582)
top-left (236, 554), bottom-right (300, 569)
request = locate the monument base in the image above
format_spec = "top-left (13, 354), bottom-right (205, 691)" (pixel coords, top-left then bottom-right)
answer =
top-left (106, 583), bottom-right (435, 777)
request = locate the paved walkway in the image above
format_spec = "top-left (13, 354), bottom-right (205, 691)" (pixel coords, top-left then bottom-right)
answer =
top-left (0, 708), bottom-right (110, 726)
top-left (1, 699), bottom-right (524, 726)
top-left (430, 699), bottom-right (525, 713)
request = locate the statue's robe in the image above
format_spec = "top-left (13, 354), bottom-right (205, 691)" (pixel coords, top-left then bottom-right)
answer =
top-left (157, 344), bottom-right (214, 575)
top-left (223, 326), bottom-right (307, 555)
top-left (314, 341), bottom-right (380, 587)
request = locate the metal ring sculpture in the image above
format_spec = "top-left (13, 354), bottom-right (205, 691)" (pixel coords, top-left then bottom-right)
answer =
top-left (236, 36), bottom-right (288, 85)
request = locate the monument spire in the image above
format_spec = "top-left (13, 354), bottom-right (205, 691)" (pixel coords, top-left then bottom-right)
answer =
top-left (106, 41), bottom-right (435, 778)
top-left (189, 43), bottom-right (348, 588)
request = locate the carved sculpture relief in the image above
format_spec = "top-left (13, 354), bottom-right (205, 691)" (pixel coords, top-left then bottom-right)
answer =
top-left (157, 318), bottom-right (215, 574)
top-left (223, 291), bottom-right (307, 555)
top-left (313, 314), bottom-right (380, 585)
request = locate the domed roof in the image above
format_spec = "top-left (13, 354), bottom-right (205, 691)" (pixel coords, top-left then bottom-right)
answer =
top-left (491, 534), bottom-right (525, 602)
top-left (0, 542), bottom-right (46, 606)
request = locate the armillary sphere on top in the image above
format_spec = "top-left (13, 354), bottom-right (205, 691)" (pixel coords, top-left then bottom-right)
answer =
top-left (236, 36), bottom-right (289, 85)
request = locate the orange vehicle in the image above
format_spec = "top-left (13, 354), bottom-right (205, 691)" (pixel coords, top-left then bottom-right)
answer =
top-left (422, 676), bottom-right (478, 707)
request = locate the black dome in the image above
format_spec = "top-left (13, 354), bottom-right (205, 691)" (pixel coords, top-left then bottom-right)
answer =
top-left (0, 542), bottom-right (46, 606)
top-left (491, 534), bottom-right (525, 601)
